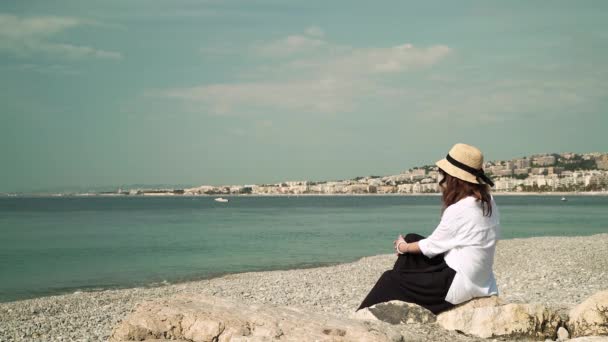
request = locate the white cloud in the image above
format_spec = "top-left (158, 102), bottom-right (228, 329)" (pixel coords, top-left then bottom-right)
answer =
top-left (293, 43), bottom-right (451, 76)
top-left (166, 28), bottom-right (452, 115)
top-left (163, 78), bottom-right (362, 114)
top-left (304, 26), bottom-right (324, 38)
top-left (0, 14), bottom-right (80, 39)
top-left (37, 42), bottom-right (122, 60)
top-left (400, 77), bottom-right (603, 124)
top-left (2, 63), bottom-right (80, 75)
top-left (254, 34), bottom-right (327, 57)
top-left (0, 13), bottom-right (122, 60)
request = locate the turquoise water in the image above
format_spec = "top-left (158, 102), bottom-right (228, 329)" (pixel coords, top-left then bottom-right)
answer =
top-left (1, 195), bottom-right (607, 303)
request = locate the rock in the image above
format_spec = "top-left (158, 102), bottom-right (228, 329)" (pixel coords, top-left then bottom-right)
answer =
top-left (453, 296), bottom-right (506, 309)
top-left (437, 296), bottom-right (561, 339)
top-left (568, 290), bottom-right (608, 337)
top-left (351, 300), bottom-right (436, 324)
top-left (557, 326), bottom-right (570, 340)
top-left (109, 294), bottom-right (405, 341)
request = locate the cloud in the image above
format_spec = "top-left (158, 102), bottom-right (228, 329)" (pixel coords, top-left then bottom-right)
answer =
top-left (36, 42), bottom-right (122, 60)
top-left (304, 26), bottom-right (324, 38)
top-left (0, 13), bottom-right (122, 60)
top-left (253, 33), bottom-right (327, 58)
top-left (202, 27), bottom-right (329, 57)
top-left (163, 78), bottom-right (362, 114)
top-left (0, 14), bottom-right (80, 38)
top-left (165, 28), bottom-right (451, 115)
top-left (2, 63), bottom-right (80, 75)
top-left (299, 43), bottom-right (451, 75)
top-left (399, 76), bottom-right (604, 124)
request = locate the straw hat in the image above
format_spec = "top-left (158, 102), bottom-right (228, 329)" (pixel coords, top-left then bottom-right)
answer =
top-left (435, 143), bottom-right (494, 187)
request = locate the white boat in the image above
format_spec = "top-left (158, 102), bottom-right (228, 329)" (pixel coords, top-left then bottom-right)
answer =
top-left (214, 197), bottom-right (229, 203)
top-left (561, 197), bottom-right (567, 202)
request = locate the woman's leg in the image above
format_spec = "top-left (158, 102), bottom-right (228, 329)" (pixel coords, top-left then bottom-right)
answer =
top-left (357, 270), bottom-right (404, 311)
top-left (358, 234), bottom-right (427, 310)
top-left (393, 233), bottom-right (446, 272)
top-left (404, 233), bottom-right (425, 243)
top-left (357, 233), bottom-right (456, 313)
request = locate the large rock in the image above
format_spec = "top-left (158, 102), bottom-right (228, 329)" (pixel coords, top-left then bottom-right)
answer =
top-left (109, 294), bottom-right (405, 342)
top-left (568, 290), bottom-right (608, 337)
top-left (437, 296), bottom-right (562, 339)
top-left (351, 300), bottom-right (436, 324)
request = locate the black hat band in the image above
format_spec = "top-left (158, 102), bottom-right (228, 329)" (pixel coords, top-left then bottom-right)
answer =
top-left (446, 154), bottom-right (495, 187)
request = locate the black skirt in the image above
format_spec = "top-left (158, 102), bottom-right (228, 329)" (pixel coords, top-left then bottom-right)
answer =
top-left (357, 233), bottom-right (456, 315)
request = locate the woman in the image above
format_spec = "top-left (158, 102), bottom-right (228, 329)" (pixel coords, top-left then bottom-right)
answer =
top-left (357, 143), bottom-right (500, 315)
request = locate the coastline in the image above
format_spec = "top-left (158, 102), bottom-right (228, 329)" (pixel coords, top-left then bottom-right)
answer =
top-left (1, 233), bottom-right (607, 341)
top-left (4, 191), bottom-right (608, 198)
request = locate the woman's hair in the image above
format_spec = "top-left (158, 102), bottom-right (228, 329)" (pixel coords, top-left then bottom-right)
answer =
top-left (438, 168), bottom-right (493, 217)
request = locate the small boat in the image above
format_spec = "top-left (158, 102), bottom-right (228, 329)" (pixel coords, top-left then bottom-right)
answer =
top-left (561, 197), bottom-right (567, 202)
top-left (214, 197), bottom-right (229, 203)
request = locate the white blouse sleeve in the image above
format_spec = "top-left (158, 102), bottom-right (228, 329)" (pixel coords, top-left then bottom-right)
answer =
top-left (418, 209), bottom-right (462, 258)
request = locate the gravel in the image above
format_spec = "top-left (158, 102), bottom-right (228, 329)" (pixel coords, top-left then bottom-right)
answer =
top-left (1, 233), bottom-right (607, 341)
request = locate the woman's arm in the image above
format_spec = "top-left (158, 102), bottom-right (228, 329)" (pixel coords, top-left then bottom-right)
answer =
top-left (398, 241), bottom-right (421, 254)
top-left (394, 235), bottom-right (422, 254)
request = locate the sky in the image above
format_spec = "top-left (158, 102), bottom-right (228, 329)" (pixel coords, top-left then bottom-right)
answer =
top-left (1, 0), bottom-right (607, 192)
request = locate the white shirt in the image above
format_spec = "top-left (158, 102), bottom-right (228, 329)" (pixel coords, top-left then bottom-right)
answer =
top-left (418, 195), bottom-right (500, 305)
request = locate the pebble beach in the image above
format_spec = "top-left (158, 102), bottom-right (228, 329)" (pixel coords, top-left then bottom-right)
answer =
top-left (1, 233), bottom-right (607, 341)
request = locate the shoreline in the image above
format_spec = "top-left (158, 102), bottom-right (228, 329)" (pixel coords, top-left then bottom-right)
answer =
top-left (2, 231), bottom-right (607, 306)
top-left (0, 259), bottom-right (348, 305)
top-left (3, 191), bottom-right (608, 198)
top-left (1, 234), bottom-right (608, 340)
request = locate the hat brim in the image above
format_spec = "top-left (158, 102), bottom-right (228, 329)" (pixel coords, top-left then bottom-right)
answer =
top-left (436, 159), bottom-right (481, 184)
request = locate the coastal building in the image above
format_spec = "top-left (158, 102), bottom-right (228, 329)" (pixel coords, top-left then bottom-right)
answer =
top-left (531, 167), bottom-right (547, 175)
top-left (494, 178), bottom-right (522, 192)
top-left (178, 151), bottom-right (607, 196)
top-left (420, 183), bottom-right (439, 192)
top-left (562, 152), bottom-right (577, 160)
top-left (397, 184), bottom-right (413, 193)
top-left (596, 155), bottom-right (608, 170)
top-left (230, 186), bottom-right (243, 194)
top-left (368, 178), bottom-right (383, 187)
top-left (346, 184), bottom-right (369, 194)
top-left (495, 169), bottom-right (513, 177)
top-left (546, 167), bottom-right (564, 175)
top-left (514, 158), bottom-right (531, 169)
top-left (533, 155), bottom-right (556, 166)
top-left (427, 170), bottom-right (440, 180)
top-left (309, 184), bottom-right (325, 194)
top-left (380, 176), bottom-right (395, 185)
top-left (377, 185), bottom-right (396, 194)
top-left (586, 172), bottom-right (608, 187)
top-left (389, 173), bottom-right (412, 184)
top-left (411, 168), bottom-right (426, 177)
top-left (184, 185), bottom-right (217, 195)
top-left (324, 182), bottom-right (347, 194)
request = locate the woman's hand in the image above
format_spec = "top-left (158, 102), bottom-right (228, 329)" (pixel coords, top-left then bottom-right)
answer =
top-left (393, 234), bottom-right (406, 255)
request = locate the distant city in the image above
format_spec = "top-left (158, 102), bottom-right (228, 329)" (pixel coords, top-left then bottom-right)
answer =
top-left (3, 152), bottom-right (608, 196)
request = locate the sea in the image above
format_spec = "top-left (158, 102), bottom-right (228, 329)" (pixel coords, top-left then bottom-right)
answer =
top-left (1, 195), bottom-right (607, 303)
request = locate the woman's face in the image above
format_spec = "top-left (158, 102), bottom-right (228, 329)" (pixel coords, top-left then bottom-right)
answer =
top-left (438, 171), bottom-right (447, 192)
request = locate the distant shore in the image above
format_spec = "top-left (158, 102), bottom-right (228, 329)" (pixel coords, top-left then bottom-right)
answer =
top-left (3, 191), bottom-right (608, 198)
top-left (1, 233), bottom-right (607, 341)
